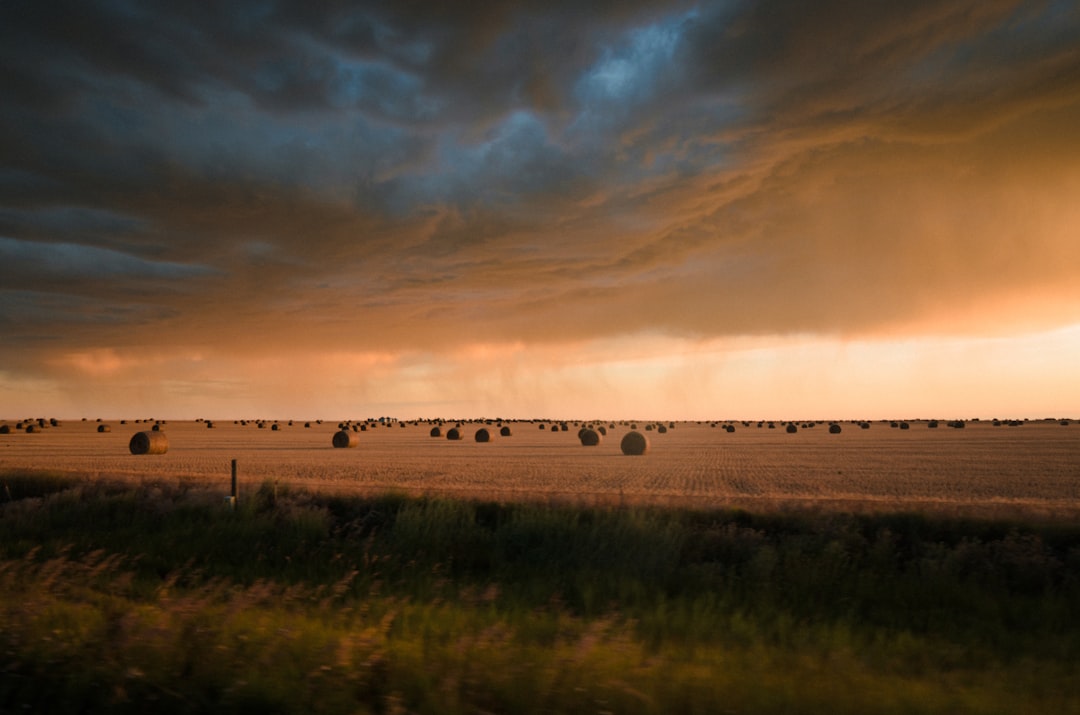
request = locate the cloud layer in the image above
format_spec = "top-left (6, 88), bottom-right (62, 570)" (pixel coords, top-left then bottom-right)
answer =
top-left (2, 0), bottom-right (1079, 416)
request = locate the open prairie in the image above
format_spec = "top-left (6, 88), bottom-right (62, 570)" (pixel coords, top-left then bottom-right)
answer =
top-left (3, 418), bottom-right (1078, 519)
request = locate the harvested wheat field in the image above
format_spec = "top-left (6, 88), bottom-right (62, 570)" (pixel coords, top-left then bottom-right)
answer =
top-left (2, 417), bottom-right (1078, 519)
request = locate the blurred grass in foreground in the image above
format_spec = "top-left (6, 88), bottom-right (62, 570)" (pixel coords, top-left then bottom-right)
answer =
top-left (2, 470), bottom-right (1079, 713)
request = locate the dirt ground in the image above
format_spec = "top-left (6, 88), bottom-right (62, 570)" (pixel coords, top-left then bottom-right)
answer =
top-left (2, 417), bottom-right (1078, 519)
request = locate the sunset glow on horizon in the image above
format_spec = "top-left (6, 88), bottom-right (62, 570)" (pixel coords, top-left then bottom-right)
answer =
top-left (2, 1), bottom-right (1079, 421)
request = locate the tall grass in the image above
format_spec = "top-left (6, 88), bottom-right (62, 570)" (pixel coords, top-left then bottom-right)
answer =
top-left (2, 470), bottom-right (1079, 713)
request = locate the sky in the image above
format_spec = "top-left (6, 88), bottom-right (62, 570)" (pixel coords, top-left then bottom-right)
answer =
top-left (2, 0), bottom-right (1079, 421)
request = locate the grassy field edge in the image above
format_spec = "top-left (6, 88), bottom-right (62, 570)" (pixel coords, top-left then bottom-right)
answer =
top-left (2, 470), bottom-right (1079, 713)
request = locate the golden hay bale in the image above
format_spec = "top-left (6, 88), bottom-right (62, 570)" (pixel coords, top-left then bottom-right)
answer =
top-left (579, 428), bottom-right (602, 446)
top-left (430, 426), bottom-right (443, 437)
top-left (152, 423), bottom-right (163, 432)
top-left (332, 430), bottom-right (358, 448)
top-left (129, 431), bottom-right (168, 455)
top-left (786, 424), bottom-right (798, 434)
top-left (474, 428), bottom-right (494, 442)
top-left (657, 425), bottom-right (667, 434)
top-left (446, 427), bottom-right (463, 441)
top-left (829, 424), bottom-right (842, 434)
top-left (500, 426), bottom-right (512, 437)
top-left (272, 423), bottom-right (281, 431)
top-left (97, 424), bottom-right (112, 433)
top-left (620, 431), bottom-right (649, 455)
top-left (0, 425), bottom-right (10, 434)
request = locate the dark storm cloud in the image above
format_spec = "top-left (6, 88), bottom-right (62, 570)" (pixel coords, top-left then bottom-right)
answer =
top-left (1, 0), bottom-right (1079, 373)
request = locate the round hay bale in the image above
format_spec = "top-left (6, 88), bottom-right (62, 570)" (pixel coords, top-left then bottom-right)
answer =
top-left (598, 426), bottom-right (607, 435)
top-left (829, 423), bottom-right (842, 434)
top-left (620, 431), bottom-right (649, 456)
top-left (0, 425), bottom-right (10, 434)
top-left (899, 422), bottom-right (910, 430)
top-left (786, 424), bottom-right (798, 434)
top-left (332, 430), bottom-right (358, 448)
top-left (446, 427), bottom-right (463, 441)
top-left (725, 424), bottom-right (735, 433)
top-left (430, 426), bottom-right (443, 437)
top-left (98, 424), bottom-right (112, 433)
top-left (539, 424), bottom-right (546, 430)
top-left (271, 423), bottom-right (281, 431)
top-left (579, 428), bottom-right (602, 446)
top-left (657, 425), bottom-right (667, 434)
top-left (25, 424), bottom-right (39, 433)
top-left (500, 426), bottom-right (512, 437)
top-left (474, 428), bottom-right (493, 442)
top-left (129, 431), bottom-right (168, 455)
top-left (151, 423), bottom-right (163, 432)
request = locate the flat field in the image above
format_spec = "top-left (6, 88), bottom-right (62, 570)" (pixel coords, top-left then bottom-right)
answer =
top-left (3, 418), bottom-right (1078, 519)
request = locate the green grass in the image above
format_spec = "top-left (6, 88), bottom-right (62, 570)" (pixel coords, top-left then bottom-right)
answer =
top-left (2, 470), bottom-right (1079, 713)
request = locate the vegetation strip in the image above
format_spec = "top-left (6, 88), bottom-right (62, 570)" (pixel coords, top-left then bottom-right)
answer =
top-left (2, 470), bottom-right (1079, 714)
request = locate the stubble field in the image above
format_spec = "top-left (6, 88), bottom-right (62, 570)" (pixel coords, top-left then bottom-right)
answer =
top-left (3, 417), bottom-right (1078, 519)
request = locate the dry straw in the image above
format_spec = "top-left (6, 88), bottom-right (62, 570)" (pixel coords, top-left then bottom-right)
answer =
top-left (129, 431), bottom-right (168, 455)
top-left (97, 424), bottom-right (112, 433)
top-left (579, 428), bottom-right (602, 446)
top-left (620, 430), bottom-right (649, 456)
top-left (332, 430), bottom-right (359, 448)
top-left (474, 428), bottom-right (494, 442)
